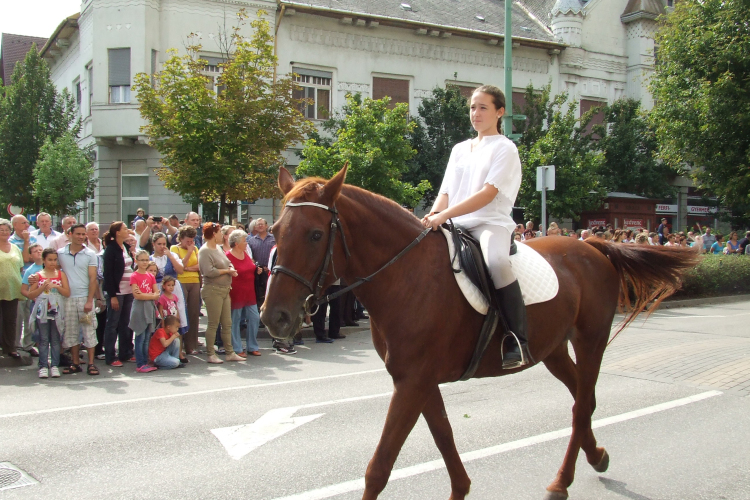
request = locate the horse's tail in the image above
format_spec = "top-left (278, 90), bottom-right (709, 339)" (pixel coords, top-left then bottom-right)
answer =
top-left (584, 238), bottom-right (700, 340)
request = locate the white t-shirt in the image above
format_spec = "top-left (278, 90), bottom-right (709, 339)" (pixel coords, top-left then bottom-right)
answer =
top-left (438, 135), bottom-right (521, 233)
top-left (32, 229), bottom-right (60, 249)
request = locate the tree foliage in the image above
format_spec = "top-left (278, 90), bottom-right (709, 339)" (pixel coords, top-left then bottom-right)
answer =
top-left (594, 98), bottom-right (675, 199)
top-left (650, 0), bottom-right (750, 217)
top-left (134, 9), bottom-right (313, 221)
top-left (33, 133), bottom-right (96, 216)
top-left (296, 93), bottom-right (430, 208)
top-left (0, 45), bottom-right (80, 210)
top-left (515, 84), bottom-right (605, 222)
top-left (406, 85), bottom-right (473, 207)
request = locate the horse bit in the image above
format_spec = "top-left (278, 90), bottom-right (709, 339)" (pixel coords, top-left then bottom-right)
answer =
top-left (271, 201), bottom-right (432, 316)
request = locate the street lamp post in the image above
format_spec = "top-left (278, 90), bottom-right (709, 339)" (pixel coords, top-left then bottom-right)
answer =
top-left (503, 0), bottom-right (513, 138)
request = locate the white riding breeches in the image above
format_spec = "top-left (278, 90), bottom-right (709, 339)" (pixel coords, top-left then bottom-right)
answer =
top-left (465, 223), bottom-right (515, 289)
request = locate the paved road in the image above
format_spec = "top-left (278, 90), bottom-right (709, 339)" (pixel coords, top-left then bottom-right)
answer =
top-left (1, 300), bottom-right (748, 499)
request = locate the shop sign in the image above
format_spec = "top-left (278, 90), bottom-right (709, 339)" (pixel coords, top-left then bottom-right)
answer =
top-left (655, 204), bottom-right (677, 213)
top-left (623, 219), bottom-right (644, 228)
top-left (588, 219), bottom-right (606, 228)
top-left (688, 206), bottom-right (717, 215)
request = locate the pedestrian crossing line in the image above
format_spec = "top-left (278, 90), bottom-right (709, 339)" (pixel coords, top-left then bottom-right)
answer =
top-left (270, 390), bottom-right (722, 500)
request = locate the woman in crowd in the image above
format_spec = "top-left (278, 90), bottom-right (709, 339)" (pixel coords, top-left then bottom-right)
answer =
top-left (0, 219), bottom-right (24, 360)
top-left (612, 229), bottom-right (625, 243)
top-left (171, 225), bottom-right (201, 355)
top-left (198, 223), bottom-right (242, 364)
top-left (219, 225), bottom-right (234, 252)
top-left (26, 248), bottom-right (70, 378)
top-left (225, 230), bottom-right (261, 358)
top-left (710, 234), bottom-right (725, 254)
top-left (725, 231), bottom-right (741, 255)
top-left (102, 221), bottom-right (135, 367)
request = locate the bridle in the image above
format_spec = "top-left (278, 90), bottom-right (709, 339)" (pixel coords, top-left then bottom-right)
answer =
top-left (271, 200), bottom-right (431, 316)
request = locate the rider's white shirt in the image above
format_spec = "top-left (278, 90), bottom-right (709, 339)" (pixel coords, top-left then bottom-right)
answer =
top-left (438, 134), bottom-right (521, 234)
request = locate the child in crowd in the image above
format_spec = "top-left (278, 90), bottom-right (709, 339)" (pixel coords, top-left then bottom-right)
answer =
top-left (24, 248), bottom-right (71, 379)
top-left (157, 275), bottom-right (181, 328)
top-left (129, 249), bottom-right (160, 373)
top-left (147, 261), bottom-right (159, 281)
top-left (149, 315), bottom-right (183, 369)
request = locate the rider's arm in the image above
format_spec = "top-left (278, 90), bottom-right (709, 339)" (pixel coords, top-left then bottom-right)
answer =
top-left (430, 194), bottom-right (449, 215)
top-left (437, 184), bottom-right (499, 222)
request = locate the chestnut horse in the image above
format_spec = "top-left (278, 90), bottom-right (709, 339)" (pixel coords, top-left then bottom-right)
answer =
top-left (261, 166), bottom-right (699, 500)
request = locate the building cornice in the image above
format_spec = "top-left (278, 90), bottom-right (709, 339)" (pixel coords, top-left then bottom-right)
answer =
top-left (39, 14), bottom-right (80, 59)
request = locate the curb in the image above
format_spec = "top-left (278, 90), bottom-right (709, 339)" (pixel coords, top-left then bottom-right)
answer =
top-left (656, 293), bottom-right (750, 310)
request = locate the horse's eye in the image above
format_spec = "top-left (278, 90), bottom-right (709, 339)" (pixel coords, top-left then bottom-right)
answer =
top-left (311, 231), bottom-right (323, 242)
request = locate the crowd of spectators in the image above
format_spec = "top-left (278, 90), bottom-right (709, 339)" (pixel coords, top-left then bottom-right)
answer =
top-left (0, 211), bottom-right (364, 380)
top-left (515, 218), bottom-right (750, 255)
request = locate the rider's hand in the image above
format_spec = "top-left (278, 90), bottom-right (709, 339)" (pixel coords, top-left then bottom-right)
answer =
top-left (421, 213), bottom-right (447, 231)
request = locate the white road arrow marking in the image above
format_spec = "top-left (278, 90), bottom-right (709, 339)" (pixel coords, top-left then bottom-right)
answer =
top-left (212, 407), bottom-right (324, 460)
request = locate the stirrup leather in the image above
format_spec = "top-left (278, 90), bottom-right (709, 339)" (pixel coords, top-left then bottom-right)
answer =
top-left (501, 331), bottom-right (529, 370)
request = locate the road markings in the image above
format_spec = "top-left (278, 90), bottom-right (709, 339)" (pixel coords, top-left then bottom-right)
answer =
top-left (270, 390), bottom-right (722, 500)
top-left (212, 392), bottom-right (394, 459)
top-left (0, 368), bottom-right (387, 419)
top-left (213, 408), bottom-right (325, 460)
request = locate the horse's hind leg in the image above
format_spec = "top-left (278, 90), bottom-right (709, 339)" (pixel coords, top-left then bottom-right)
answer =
top-left (543, 339), bottom-right (608, 500)
top-left (422, 386), bottom-right (471, 500)
top-left (363, 380), bottom-right (431, 500)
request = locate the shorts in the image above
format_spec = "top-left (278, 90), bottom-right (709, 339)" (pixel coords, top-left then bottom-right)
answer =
top-left (63, 296), bottom-right (98, 349)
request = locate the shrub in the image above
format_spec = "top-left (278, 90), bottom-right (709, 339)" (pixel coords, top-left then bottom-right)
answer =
top-left (673, 254), bottom-right (750, 298)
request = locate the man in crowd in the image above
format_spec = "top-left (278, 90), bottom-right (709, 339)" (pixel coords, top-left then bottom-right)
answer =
top-left (50, 216), bottom-right (77, 250)
top-left (522, 221), bottom-right (536, 241)
top-left (656, 218), bottom-right (669, 245)
top-left (32, 212), bottom-right (60, 248)
top-left (579, 229), bottom-right (590, 240)
top-left (171, 211), bottom-right (203, 247)
top-left (702, 226), bottom-right (716, 252)
top-left (247, 218), bottom-right (274, 320)
top-left (137, 216), bottom-right (178, 253)
top-left (57, 224), bottom-right (100, 375)
top-left (737, 231), bottom-right (750, 255)
top-left (10, 215), bottom-right (38, 356)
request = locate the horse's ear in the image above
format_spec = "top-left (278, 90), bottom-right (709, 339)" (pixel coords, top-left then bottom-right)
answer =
top-left (323, 162), bottom-right (348, 204)
top-left (278, 167), bottom-right (295, 195)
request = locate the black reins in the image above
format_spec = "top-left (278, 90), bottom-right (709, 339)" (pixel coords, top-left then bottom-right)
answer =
top-left (271, 201), bottom-right (432, 315)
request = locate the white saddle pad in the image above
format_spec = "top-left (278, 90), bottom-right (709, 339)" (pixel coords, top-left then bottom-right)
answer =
top-left (440, 228), bottom-right (559, 315)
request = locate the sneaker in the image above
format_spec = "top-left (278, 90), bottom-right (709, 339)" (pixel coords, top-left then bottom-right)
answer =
top-left (329, 334), bottom-right (347, 340)
top-left (128, 356), bottom-right (136, 363)
top-left (38, 367), bottom-right (49, 378)
top-left (315, 337), bottom-right (334, 343)
top-left (217, 347), bottom-right (226, 354)
top-left (225, 353), bottom-right (244, 362)
top-left (29, 347), bottom-right (40, 357)
top-left (96, 354), bottom-right (105, 360)
top-left (136, 366), bottom-right (157, 373)
top-left (206, 354), bottom-right (224, 364)
top-left (249, 351), bottom-right (261, 356)
top-left (275, 345), bottom-right (297, 355)
top-left (110, 360), bottom-right (124, 367)
top-left (50, 366), bottom-right (61, 378)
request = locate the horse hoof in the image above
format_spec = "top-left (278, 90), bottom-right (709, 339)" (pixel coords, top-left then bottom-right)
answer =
top-left (543, 491), bottom-right (568, 500)
top-left (592, 449), bottom-right (610, 473)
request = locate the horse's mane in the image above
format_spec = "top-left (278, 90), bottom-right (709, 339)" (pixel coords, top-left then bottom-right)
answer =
top-left (284, 177), bottom-right (423, 231)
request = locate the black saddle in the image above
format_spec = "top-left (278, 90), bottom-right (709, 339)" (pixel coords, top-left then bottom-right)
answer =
top-left (442, 220), bottom-right (519, 381)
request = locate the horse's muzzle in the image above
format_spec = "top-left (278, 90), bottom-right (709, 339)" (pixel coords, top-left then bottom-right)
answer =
top-left (260, 305), bottom-right (299, 340)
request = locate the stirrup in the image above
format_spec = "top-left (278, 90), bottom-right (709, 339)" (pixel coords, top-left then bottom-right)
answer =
top-left (501, 331), bottom-right (529, 370)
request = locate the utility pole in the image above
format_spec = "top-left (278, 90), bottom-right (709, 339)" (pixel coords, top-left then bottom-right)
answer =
top-left (503, 0), bottom-right (524, 142)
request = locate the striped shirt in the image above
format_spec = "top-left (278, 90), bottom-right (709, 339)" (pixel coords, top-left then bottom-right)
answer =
top-left (247, 233), bottom-right (276, 268)
top-left (119, 250), bottom-right (134, 295)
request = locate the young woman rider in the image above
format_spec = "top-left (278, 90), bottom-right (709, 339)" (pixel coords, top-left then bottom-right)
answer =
top-left (421, 85), bottom-right (531, 369)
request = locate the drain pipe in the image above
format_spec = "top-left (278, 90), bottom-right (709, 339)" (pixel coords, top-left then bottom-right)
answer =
top-left (273, 3), bottom-right (286, 84)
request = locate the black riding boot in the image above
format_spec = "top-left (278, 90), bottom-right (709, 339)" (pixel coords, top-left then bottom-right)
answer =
top-left (495, 281), bottom-right (532, 369)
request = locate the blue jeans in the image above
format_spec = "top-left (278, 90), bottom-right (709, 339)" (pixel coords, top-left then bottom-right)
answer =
top-left (37, 321), bottom-right (61, 369)
top-left (154, 338), bottom-right (181, 369)
top-left (231, 305), bottom-right (259, 353)
top-left (134, 328), bottom-right (152, 368)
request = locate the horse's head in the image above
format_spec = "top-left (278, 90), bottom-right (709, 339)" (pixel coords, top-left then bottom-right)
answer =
top-left (260, 164), bottom-right (350, 340)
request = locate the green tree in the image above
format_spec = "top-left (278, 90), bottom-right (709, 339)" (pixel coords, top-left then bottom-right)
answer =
top-left (650, 0), bottom-right (750, 218)
top-left (406, 85), bottom-right (473, 207)
top-left (32, 133), bottom-right (96, 216)
top-left (515, 84), bottom-right (605, 222)
top-left (0, 45), bottom-right (79, 211)
top-left (134, 9), bottom-right (312, 222)
top-left (594, 98), bottom-right (675, 199)
top-left (296, 93), bottom-right (430, 208)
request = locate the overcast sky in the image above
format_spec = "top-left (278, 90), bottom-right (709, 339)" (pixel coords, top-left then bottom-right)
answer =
top-left (1, 1), bottom-right (82, 40)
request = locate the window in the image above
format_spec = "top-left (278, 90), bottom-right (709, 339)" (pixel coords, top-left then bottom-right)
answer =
top-left (108, 48), bottom-right (131, 103)
top-left (121, 160), bottom-right (148, 225)
top-left (457, 85), bottom-right (477, 99)
top-left (87, 64), bottom-right (93, 116)
top-left (580, 99), bottom-right (606, 138)
top-left (292, 67), bottom-right (332, 120)
top-left (74, 79), bottom-right (82, 113)
top-left (372, 77), bottom-right (409, 110)
top-left (202, 56), bottom-right (226, 96)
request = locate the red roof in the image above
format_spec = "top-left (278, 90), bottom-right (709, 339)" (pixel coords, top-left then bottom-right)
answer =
top-left (1, 33), bottom-right (48, 86)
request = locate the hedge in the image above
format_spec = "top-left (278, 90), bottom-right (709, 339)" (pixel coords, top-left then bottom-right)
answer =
top-left (672, 254), bottom-right (750, 298)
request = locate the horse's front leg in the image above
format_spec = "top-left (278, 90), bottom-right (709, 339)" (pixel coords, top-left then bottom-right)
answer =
top-left (422, 386), bottom-right (471, 500)
top-left (363, 380), bottom-right (431, 500)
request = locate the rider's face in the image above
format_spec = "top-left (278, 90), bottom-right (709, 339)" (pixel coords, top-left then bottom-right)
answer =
top-left (470, 92), bottom-right (504, 136)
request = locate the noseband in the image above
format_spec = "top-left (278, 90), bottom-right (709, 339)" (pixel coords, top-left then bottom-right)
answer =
top-left (271, 201), bottom-right (431, 316)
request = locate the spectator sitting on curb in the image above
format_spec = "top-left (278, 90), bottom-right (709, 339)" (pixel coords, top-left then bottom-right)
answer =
top-left (149, 315), bottom-right (183, 369)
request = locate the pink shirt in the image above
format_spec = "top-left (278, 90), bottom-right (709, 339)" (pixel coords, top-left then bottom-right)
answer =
top-left (157, 293), bottom-right (179, 318)
top-left (129, 271), bottom-right (156, 295)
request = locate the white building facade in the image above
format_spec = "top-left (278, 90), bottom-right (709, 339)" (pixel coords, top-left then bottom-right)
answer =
top-left (39, 0), bottom-right (669, 226)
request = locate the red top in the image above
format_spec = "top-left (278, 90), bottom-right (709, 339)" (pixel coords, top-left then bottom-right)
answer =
top-left (226, 250), bottom-right (257, 309)
top-left (130, 271), bottom-right (156, 294)
top-left (149, 328), bottom-right (171, 361)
